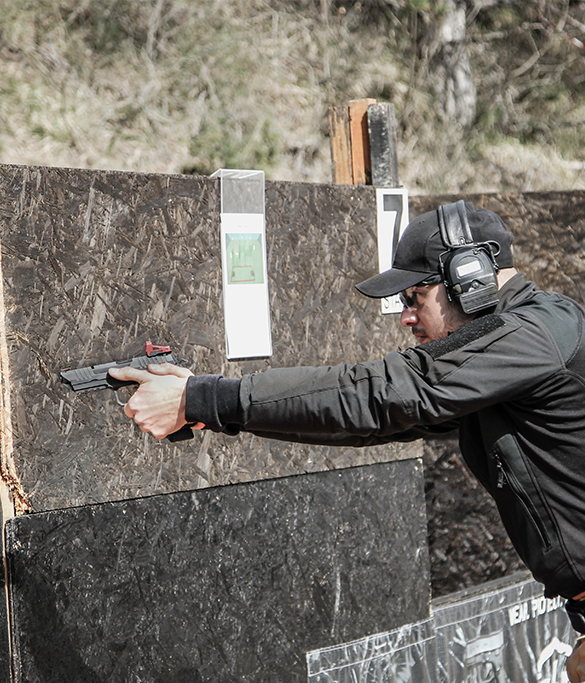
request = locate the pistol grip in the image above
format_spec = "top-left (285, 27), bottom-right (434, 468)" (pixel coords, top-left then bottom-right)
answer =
top-left (166, 424), bottom-right (196, 442)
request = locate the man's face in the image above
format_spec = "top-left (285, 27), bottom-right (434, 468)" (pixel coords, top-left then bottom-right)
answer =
top-left (399, 283), bottom-right (473, 344)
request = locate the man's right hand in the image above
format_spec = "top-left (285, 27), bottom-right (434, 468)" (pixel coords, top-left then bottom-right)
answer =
top-left (109, 363), bottom-right (205, 439)
top-left (567, 638), bottom-right (585, 683)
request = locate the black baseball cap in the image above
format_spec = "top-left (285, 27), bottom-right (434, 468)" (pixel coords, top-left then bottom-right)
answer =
top-left (356, 202), bottom-right (515, 298)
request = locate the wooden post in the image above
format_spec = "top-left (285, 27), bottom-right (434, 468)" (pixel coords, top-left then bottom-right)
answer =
top-left (367, 102), bottom-right (399, 188)
top-left (349, 98), bottom-right (376, 185)
top-left (328, 107), bottom-right (353, 185)
top-left (329, 98), bottom-right (400, 187)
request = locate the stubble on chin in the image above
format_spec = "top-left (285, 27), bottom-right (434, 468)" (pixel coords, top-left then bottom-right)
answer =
top-left (411, 327), bottom-right (429, 344)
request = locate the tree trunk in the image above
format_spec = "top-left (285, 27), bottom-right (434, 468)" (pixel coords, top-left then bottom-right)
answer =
top-left (428, 0), bottom-right (477, 128)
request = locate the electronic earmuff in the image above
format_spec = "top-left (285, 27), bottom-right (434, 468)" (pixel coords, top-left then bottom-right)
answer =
top-left (437, 200), bottom-right (501, 314)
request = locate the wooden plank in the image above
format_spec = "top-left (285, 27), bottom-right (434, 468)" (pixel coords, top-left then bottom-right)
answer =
top-left (349, 98), bottom-right (376, 185)
top-left (328, 106), bottom-right (353, 184)
top-left (368, 102), bottom-right (400, 188)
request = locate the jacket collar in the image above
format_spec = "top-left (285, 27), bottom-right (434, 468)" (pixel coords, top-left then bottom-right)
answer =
top-left (493, 273), bottom-right (536, 314)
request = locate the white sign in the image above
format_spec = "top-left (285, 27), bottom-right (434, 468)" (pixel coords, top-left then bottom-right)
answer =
top-left (213, 169), bottom-right (272, 360)
top-left (375, 188), bottom-right (409, 315)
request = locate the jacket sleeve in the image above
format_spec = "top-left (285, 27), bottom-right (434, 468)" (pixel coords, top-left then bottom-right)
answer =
top-left (186, 311), bottom-right (566, 445)
top-left (226, 422), bottom-right (460, 447)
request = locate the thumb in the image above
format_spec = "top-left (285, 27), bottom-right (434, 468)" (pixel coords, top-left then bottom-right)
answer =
top-left (145, 362), bottom-right (194, 379)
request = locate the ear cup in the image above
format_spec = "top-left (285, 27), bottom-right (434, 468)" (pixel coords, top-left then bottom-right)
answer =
top-left (438, 201), bottom-right (500, 314)
top-left (440, 246), bottom-right (500, 314)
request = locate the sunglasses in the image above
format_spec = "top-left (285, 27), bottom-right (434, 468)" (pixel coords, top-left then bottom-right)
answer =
top-left (399, 275), bottom-right (442, 308)
top-left (399, 287), bottom-right (420, 309)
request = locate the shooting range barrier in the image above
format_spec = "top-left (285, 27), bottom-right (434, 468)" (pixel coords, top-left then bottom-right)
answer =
top-left (0, 163), bottom-right (584, 681)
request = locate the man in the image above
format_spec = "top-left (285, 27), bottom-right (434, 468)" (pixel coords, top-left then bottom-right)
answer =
top-left (109, 201), bottom-right (585, 681)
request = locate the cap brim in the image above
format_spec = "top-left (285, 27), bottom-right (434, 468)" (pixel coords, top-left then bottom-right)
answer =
top-left (355, 267), bottom-right (432, 299)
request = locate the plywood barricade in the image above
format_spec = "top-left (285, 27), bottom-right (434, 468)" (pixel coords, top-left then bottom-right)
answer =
top-left (0, 164), bottom-right (427, 683)
top-left (0, 165), bottom-right (419, 514)
top-left (1, 163), bottom-right (585, 682)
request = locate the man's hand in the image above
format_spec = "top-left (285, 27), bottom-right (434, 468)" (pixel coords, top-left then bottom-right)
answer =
top-left (108, 363), bottom-right (204, 439)
top-left (567, 638), bottom-right (585, 683)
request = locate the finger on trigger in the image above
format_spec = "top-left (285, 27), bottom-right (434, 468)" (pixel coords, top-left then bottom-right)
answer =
top-left (146, 362), bottom-right (193, 378)
top-left (145, 362), bottom-right (173, 373)
top-left (108, 366), bottom-right (150, 383)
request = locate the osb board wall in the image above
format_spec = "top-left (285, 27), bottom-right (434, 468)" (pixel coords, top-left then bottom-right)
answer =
top-left (0, 164), bottom-right (419, 513)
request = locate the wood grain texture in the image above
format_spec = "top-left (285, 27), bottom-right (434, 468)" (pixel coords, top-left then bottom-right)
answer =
top-left (0, 241), bottom-right (23, 514)
top-left (7, 164), bottom-right (580, 515)
top-left (328, 107), bottom-right (353, 185)
top-left (0, 164), bottom-right (418, 513)
top-left (349, 98), bottom-right (375, 185)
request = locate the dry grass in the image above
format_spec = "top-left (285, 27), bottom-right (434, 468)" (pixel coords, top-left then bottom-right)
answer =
top-left (1, 0), bottom-right (585, 194)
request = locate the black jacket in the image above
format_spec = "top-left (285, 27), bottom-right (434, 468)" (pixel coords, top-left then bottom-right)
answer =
top-left (186, 274), bottom-right (585, 609)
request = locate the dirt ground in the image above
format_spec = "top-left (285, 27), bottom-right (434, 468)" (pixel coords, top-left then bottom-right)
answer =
top-left (422, 432), bottom-right (525, 599)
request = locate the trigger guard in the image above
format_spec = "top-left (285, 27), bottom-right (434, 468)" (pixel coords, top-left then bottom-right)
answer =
top-left (114, 389), bottom-right (127, 407)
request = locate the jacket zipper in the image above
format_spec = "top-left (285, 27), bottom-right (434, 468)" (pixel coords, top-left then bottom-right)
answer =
top-left (494, 451), bottom-right (552, 551)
